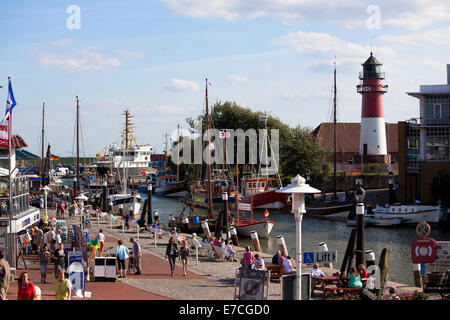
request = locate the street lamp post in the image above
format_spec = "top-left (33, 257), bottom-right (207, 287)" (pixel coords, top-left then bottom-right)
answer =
top-left (355, 184), bottom-right (366, 267)
top-left (147, 179), bottom-right (153, 225)
top-left (277, 175), bottom-right (321, 300)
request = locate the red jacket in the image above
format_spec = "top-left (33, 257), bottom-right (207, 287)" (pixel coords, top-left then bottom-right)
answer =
top-left (17, 281), bottom-right (36, 300)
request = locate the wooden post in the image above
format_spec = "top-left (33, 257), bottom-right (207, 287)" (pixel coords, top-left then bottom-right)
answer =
top-left (413, 263), bottom-right (423, 288)
top-left (276, 236), bottom-right (288, 256)
top-left (201, 221), bottom-right (211, 241)
top-left (230, 227), bottom-right (239, 247)
top-left (341, 229), bottom-right (356, 274)
top-left (251, 231), bottom-right (262, 252)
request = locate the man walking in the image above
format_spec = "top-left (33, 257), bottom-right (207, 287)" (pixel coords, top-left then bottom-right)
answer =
top-left (0, 251), bottom-right (11, 300)
top-left (130, 238), bottom-right (142, 275)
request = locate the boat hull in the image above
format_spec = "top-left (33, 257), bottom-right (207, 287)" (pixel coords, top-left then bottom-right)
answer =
top-left (240, 189), bottom-right (288, 211)
top-left (306, 201), bottom-right (353, 220)
top-left (234, 218), bottom-right (275, 239)
top-left (107, 194), bottom-right (142, 216)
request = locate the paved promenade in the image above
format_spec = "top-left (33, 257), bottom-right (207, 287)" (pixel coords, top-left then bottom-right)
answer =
top-left (6, 209), bottom-right (433, 300)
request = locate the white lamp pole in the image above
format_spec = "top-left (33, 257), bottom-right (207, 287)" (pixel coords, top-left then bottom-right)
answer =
top-left (42, 186), bottom-right (52, 219)
top-left (277, 174), bottom-right (321, 300)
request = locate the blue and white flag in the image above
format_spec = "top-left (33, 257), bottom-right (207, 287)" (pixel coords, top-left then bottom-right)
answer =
top-left (258, 115), bottom-right (268, 122)
top-left (5, 79), bottom-right (17, 119)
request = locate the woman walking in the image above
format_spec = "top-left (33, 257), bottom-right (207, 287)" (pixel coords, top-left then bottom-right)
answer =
top-left (115, 239), bottom-right (129, 278)
top-left (39, 244), bottom-right (50, 283)
top-left (165, 237), bottom-right (178, 277)
top-left (17, 271), bottom-right (36, 300)
top-left (54, 269), bottom-right (71, 300)
top-left (179, 240), bottom-right (191, 276)
top-left (53, 243), bottom-right (67, 278)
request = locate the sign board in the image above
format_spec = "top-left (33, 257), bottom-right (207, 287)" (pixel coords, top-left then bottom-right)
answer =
top-left (18, 230), bottom-right (31, 248)
top-left (68, 251), bottom-right (83, 265)
top-left (436, 241), bottom-right (450, 261)
top-left (303, 251), bottom-right (337, 264)
top-left (10, 208), bottom-right (40, 233)
top-left (411, 238), bottom-right (436, 264)
top-left (219, 131), bottom-right (231, 139)
top-left (238, 269), bottom-right (266, 300)
top-left (416, 222), bottom-right (431, 238)
top-left (68, 261), bottom-right (85, 293)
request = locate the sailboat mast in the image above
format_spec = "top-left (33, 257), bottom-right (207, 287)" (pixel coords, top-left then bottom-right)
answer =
top-left (333, 62), bottom-right (337, 199)
top-left (41, 102), bottom-right (45, 174)
top-left (76, 96), bottom-right (80, 195)
top-left (205, 78), bottom-right (213, 219)
top-left (176, 125), bottom-right (180, 182)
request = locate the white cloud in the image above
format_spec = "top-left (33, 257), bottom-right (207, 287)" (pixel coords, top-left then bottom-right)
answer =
top-left (377, 27), bottom-right (450, 45)
top-left (50, 39), bottom-right (73, 47)
top-left (164, 79), bottom-right (200, 91)
top-left (272, 30), bottom-right (396, 65)
top-left (227, 74), bottom-right (248, 83)
top-left (116, 49), bottom-right (146, 59)
top-left (159, 0), bottom-right (450, 30)
top-left (39, 50), bottom-right (121, 70)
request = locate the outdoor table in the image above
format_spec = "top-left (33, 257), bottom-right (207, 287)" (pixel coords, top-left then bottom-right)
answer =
top-left (311, 276), bottom-right (341, 295)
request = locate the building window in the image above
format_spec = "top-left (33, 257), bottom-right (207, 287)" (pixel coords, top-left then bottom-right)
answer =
top-left (337, 160), bottom-right (342, 170)
top-left (426, 136), bottom-right (449, 160)
top-left (348, 157), bottom-right (354, 166)
top-left (433, 104), bottom-right (442, 118)
top-left (390, 157), bottom-right (396, 165)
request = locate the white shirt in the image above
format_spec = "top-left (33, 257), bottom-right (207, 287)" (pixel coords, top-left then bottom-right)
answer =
top-left (97, 233), bottom-right (105, 242)
top-left (255, 258), bottom-right (266, 271)
top-left (225, 245), bottom-right (234, 255)
top-left (283, 259), bottom-right (293, 273)
top-left (56, 234), bottom-right (62, 245)
top-left (311, 268), bottom-right (325, 277)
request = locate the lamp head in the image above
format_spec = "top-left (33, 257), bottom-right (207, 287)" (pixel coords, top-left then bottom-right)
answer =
top-left (355, 184), bottom-right (365, 202)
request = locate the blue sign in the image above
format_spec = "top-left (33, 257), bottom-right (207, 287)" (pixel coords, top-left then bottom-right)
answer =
top-left (303, 252), bottom-right (315, 264)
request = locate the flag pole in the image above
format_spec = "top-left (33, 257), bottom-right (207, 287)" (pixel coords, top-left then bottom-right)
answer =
top-left (7, 76), bottom-right (14, 267)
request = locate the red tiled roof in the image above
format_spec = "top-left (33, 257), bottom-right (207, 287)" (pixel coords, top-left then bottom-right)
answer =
top-left (0, 135), bottom-right (28, 150)
top-left (313, 122), bottom-right (398, 153)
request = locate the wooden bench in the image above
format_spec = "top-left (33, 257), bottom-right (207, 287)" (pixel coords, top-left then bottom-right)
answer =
top-left (323, 287), bottom-right (360, 298)
top-left (266, 263), bottom-right (284, 281)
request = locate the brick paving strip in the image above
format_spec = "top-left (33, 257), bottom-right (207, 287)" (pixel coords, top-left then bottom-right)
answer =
top-left (7, 209), bottom-right (434, 300)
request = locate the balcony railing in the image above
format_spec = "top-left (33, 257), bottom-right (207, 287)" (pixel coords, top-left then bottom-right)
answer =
top-left (406, 117), bottom-right (450, 127)
top-left (357, 84), bottom-right (388, 93)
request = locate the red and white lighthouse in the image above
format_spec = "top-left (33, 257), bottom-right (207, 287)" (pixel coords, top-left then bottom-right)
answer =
top-left (357, 52), bottom-right (388, 155)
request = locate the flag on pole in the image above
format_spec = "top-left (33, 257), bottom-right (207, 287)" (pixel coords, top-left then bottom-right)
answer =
top-left (259, 115), bottom-right (268, 122)
top-left (5, 78), bottom-right (17, 120)
top-left (50, 154), bottom-right (59, 161)
top-left (264, 209), bottom-right (269, 217)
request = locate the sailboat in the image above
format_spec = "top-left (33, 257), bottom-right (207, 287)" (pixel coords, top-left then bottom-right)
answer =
top-left (305, 63), bottom-right (354, 220)
top-left (238, 114), bottom-right (288, 211)
top-left (234, 156), bottom-right (275, 239)
top-left (175, 79), bottom-right (218, 233)
top-left (106, 109), bottom-right (142, 215)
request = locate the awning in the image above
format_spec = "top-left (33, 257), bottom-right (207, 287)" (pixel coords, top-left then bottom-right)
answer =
top-left (16, 149), bottom-right (40, 160)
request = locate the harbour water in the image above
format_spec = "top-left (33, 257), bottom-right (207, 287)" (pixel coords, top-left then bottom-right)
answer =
top-left (142, 193), bottom-right (450, 287)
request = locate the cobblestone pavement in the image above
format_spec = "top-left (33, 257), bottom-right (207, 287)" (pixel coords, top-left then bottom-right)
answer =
top-left (7, 209), bottom-right (439, 300)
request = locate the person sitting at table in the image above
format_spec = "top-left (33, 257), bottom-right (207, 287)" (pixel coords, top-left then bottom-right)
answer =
top-left (282, 255), bottom-right (296, 275)
top-left (254, 254), bottom-right (266, 271)
top-left (358, 264), bottom-right (368, 281)
top-left (310, 263), bottom-right (325, 278)
top-left (272, 250), bottom-right (281, 265)
top-left (348, 267), bottom-right (363, 289)
top-left (278, 252), bottom-right (287, 265)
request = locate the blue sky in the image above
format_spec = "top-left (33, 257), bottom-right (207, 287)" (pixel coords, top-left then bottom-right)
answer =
top-left (1, 0), bottom-right (449, 157)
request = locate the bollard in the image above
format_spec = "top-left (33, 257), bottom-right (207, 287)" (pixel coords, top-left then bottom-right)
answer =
top-left (365, 250), bottom-right (376, 267)
top-left (277, 236), bottom-right (288, 256)
top-left (122, 219), bottom-right (124, 235)
top-left (251, 231), bottom-right (262, 252)
top-left (136, 225), bottom-right (140, 241)
top-left (230, 227), bottom-right (239, 246)
top-left (413, 263), bottom-right (423, 288)
top-left (201, 221), bottom-right (212, 241)
top-left (182, 217), bottom-right (190, 232)
top-left (318, 242), bottom-right (332, 269)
